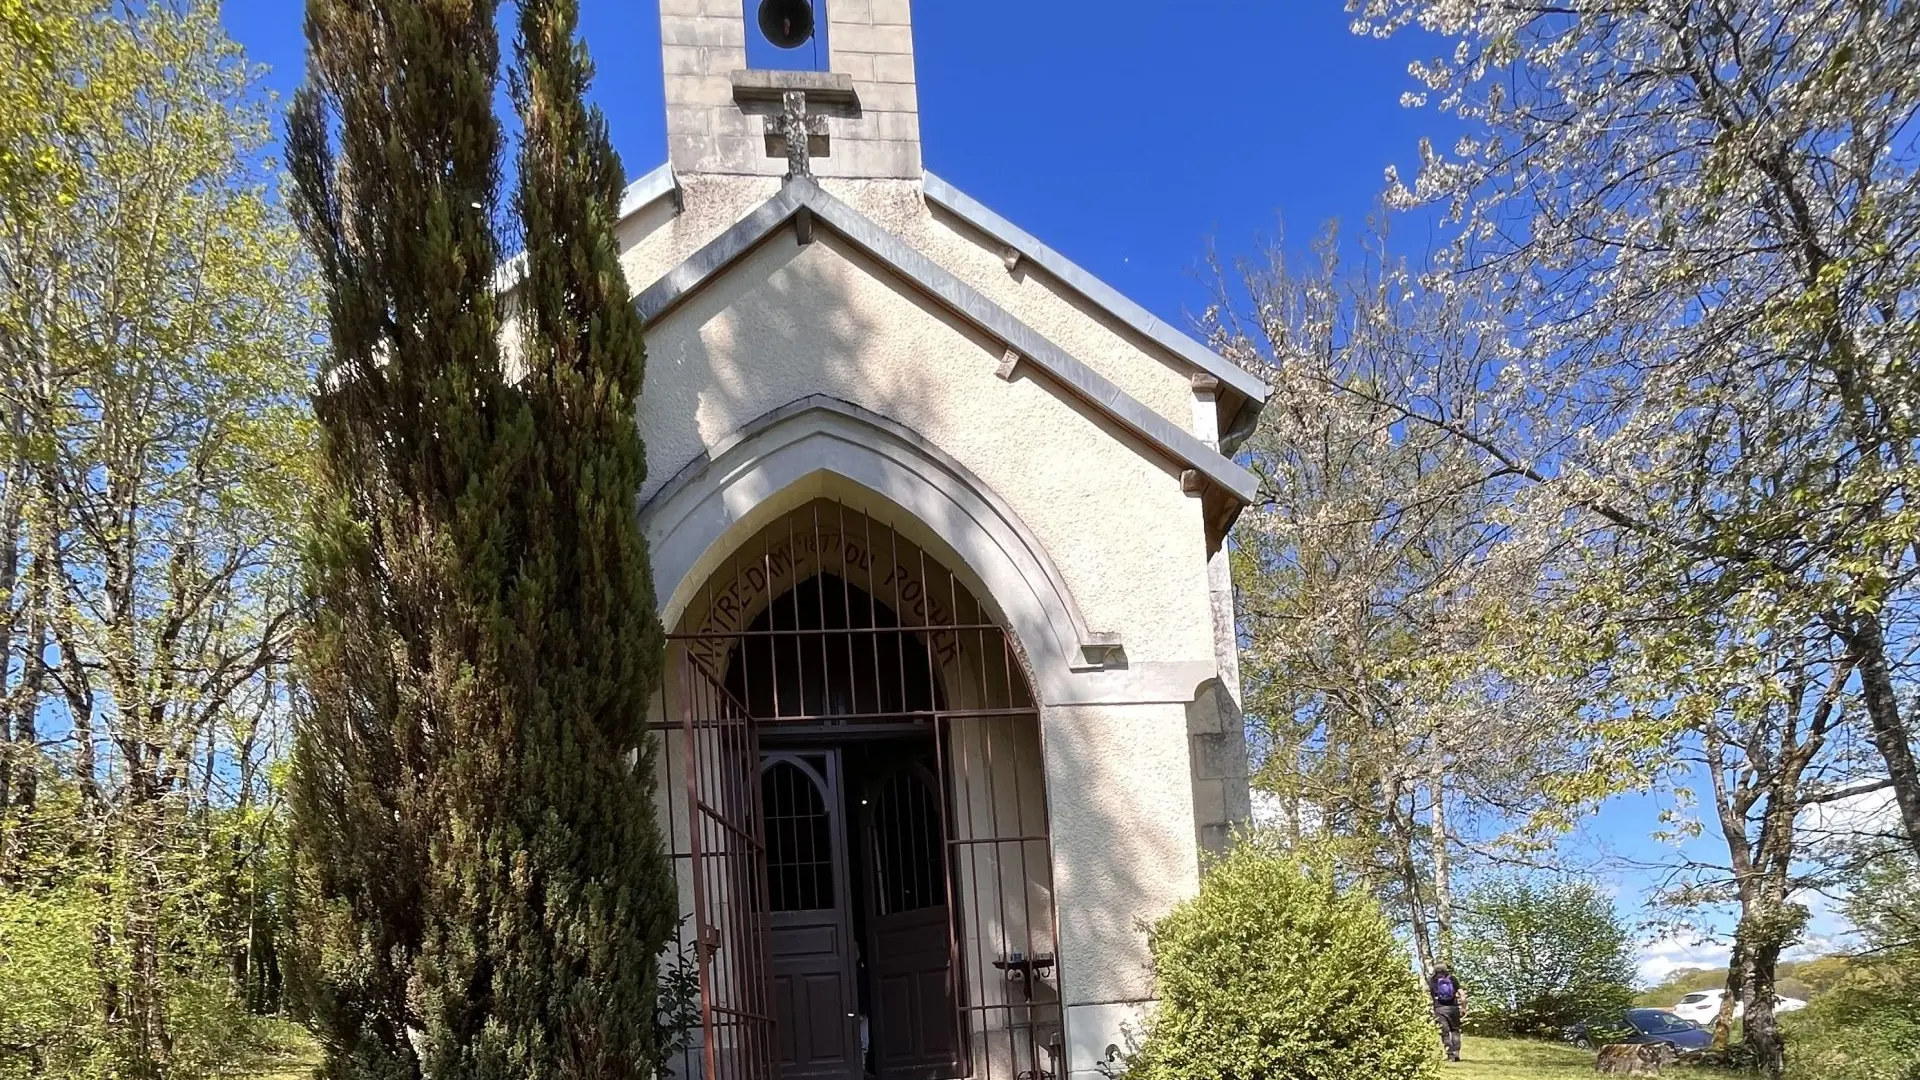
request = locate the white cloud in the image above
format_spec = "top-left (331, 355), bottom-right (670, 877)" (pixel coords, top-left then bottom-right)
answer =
top-left (1784, 932), bottom-right (1846, 963)
top-left (1637, 933), bottom-right (1730, 986)
top-left (1250, 788), bottom-right (1285, 828)
top-left (1248, 789), bottom-right (1324, 835)
top-left (1792, 887), bottom-right (1859, 954)
top-left (1798, 787), bottom-right (1898, 845)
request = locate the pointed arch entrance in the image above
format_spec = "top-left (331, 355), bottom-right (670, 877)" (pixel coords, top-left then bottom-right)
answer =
top-left (654, 499), bottom-right (1063, 1080)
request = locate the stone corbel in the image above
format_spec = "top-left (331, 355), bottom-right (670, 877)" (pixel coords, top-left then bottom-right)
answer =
top-left (1077, 632), bottom-right (1126, 669)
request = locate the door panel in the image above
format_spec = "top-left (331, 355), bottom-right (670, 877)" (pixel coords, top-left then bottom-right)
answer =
top-left (863, 765), bottom-right (964, 1080)
top-left (764, 753), bottom-right (860, 1080)
top-left (870, 905), bottom-right (959, 1070)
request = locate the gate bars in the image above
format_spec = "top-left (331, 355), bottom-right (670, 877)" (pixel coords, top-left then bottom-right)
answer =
top-left (652, 499), bottom-right (1067, 1080)
top-left (660, 647), bottom-right (777, 1080)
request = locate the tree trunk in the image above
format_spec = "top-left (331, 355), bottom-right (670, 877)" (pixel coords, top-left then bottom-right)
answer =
top-left (0, 462), bottom-right (51, 823)
top-left (1429, 749), bottom-right (1453, 963)
top-left (1844, 616), bottom-right (1920, 858)
top-left (124, 779), bottom-right (173, 1079)
top-left (8, 542), bottom-right (49, 813)
top-left (1389, 789), bottom-right (1436, 977)
top-left (1742, 914), bottom-right (1786, 1080)
top-left (1709, 928), bottom-right (1745, 1050)
top-left (0, 441), bottom-right (20, 815)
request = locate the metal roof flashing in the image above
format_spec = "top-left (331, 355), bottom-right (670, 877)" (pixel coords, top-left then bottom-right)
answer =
top-left (616, 162), bottom-right (682, 222)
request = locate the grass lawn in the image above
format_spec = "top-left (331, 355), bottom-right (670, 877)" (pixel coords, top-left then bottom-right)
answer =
top-left (241, 1031), bottom-right (1758, 1080)
top-left (1448, 1037), bottom-right (1602, 1080)
top-left (231, 1022), bottom-right (321, 1080)
top-left (1450, 1036), bottom-right (1747, 1080)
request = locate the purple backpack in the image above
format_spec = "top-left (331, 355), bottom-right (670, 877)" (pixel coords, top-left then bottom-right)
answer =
top-left (1433, 975), bottom-right (1458, 1004)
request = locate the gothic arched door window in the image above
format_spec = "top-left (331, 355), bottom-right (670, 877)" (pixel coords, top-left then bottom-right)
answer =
top-left (761, 753), bottom-right (860, 1080)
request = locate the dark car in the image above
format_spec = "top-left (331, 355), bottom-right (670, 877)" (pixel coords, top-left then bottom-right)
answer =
top-left (1563, 1009), bottom-right (1715, 1052)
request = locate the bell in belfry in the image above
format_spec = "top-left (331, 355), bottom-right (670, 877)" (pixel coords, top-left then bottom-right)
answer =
top-left (757, 0), bottom-right (814, 48)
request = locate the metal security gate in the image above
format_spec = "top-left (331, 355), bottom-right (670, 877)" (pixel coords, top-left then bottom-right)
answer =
top-left (665, 648), bottom-right (777, 1080)
top-left (658, 500), bottom-right (1066, 1080)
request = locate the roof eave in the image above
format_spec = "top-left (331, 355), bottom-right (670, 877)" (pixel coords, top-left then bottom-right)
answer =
top-left (615, 161), bottom-right (682, 223)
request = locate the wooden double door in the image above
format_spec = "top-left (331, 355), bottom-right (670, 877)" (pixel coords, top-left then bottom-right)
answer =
top-left (762, 740), bottom-right (964, 1080)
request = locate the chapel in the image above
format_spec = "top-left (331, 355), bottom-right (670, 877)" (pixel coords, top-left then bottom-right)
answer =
top-left (620, 4), bottom-right (1265, 1078)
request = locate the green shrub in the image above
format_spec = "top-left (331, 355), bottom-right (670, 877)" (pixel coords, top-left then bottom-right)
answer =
top-left (1124, 838), bottom-right (1440, 1080)
top-left (1782, 841), bottom-right (1920, 1079)
top-left (0, 881), bottom-right (294, 1080)
top-left (0, 886), bottom-right (107, 1080)
top-left (1453, 877), bottom-right (1635, 1037)
top-left (1784, 961), bottom-right (1920, 1080)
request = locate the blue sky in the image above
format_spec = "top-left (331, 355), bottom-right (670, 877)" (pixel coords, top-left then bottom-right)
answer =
top-left (224, 1), bottom-right (1433, 318)
top-left (217, 0), bottom-right (1819, 985)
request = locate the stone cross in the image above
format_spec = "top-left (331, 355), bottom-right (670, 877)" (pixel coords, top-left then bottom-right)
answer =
top-left (771, 90), bottom-right (831, 179)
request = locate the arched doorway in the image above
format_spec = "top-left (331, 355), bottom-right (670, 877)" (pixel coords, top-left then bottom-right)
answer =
top-left (655, 500), bottom-right (1061, 1080)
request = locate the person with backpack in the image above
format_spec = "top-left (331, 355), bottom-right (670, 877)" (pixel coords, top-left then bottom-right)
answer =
top-left (1428, 965), bottom-right (1466, 1062)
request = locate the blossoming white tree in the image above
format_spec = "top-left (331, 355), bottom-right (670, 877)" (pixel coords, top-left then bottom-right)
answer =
top-left (1325, 3), bottom-right (1920, 1074)
top-left (1344, 0), bottom-right (1920, 858)
top-left (1214, 228), bottom-right (1591, 981)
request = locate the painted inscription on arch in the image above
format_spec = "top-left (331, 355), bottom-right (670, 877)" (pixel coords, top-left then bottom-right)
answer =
top-left (688, 527), bottom-right (963, 672)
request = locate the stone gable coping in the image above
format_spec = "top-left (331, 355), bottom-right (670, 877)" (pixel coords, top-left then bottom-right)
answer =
top-left (629, 176), bottom-right (1261, 509)
top-left (921, 171), bottom-right (1270, 449)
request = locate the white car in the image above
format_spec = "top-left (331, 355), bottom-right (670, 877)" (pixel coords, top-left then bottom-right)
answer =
top-left (1671, 988), bottom-right (1809, 1023)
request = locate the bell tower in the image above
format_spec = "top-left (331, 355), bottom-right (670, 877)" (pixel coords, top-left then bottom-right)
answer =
top-left (659, 0), bottom-right (922, 180)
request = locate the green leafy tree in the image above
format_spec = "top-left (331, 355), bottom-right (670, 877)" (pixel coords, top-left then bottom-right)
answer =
top-left (1350, 0), bottom-right (1920, 872)
top-left (1452, 878), bottom-right (1635, 1038)
top-left (1124, 837), bottom-right (1440, 1080)
top-left (287, 0), bottom-right (672, 1076)
top-left (485, 0), bottom-right (677, 1069)
top-left (1785, 848), bottom-right (1920, 1080)
top-left (1, 1), bottom-right (317, 1076)
top-left (1319, 4), bottom-right (1920, 1072)
top-left (286, 0), bottom-right (518, 1073)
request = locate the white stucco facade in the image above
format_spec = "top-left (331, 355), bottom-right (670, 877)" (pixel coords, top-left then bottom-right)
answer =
top-left (604, 4), bottom-right (1263, 1078)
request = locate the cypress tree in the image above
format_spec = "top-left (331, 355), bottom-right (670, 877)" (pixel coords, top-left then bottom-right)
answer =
top-left (286, 0), bottom-right (514, 1076)
top-left (286, 0), bottom-right (673, 1076)
top-left (489, 0), bottom-right (676, 1073)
